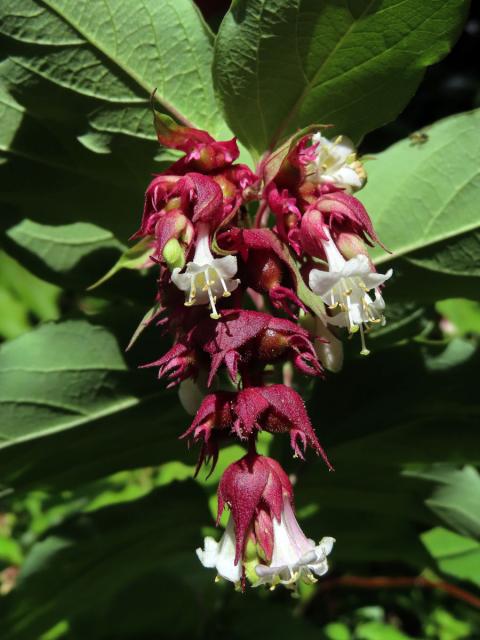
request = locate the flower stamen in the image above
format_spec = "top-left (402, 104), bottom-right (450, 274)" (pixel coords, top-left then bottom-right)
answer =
top-left (172, 224), bottom-right (239, 318)
top-left (309, 229), bottom-right (392, 353)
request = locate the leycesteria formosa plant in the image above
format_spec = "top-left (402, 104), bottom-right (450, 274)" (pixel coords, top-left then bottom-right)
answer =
top-left (128, 112), bottom-right (392, 591)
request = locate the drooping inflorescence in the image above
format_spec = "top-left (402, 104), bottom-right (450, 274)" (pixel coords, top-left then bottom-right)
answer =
top-left (131, 113), bottom-right (391, 590)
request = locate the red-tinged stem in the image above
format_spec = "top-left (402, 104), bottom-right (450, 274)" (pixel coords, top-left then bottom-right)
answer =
top-left (318, 575), bottom-right (480, 610)
top-left (239, 363), bottom-right (264, 389)
top-left (246, 437), bottom-right (258, 459)
top-left (255, 151), bottom-right (270, 179)
top-left (254, 199), bottom-right (268, 228)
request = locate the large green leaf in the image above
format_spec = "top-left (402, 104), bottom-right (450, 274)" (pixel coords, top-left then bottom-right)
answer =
top-left (213, 0), bottom-right (468, 154)
top-left (2, 218), bottom-right (156, 298)
top-left (0, 318), bottom-right (191, 492)
top-left (0, 481), bottom-right (214, 640)
top-left (1, 0), bottom-right (225, 135)
top-left (0, 0), bottom-right (230, 241)
top-left (0, 69), bottom-right (168, 239)
top-left (4, 220), bottom-right (123, 288)
top-left (0, 318), bottom-right (127, 444)
top-left (359, 110), bottom-right (480, 271)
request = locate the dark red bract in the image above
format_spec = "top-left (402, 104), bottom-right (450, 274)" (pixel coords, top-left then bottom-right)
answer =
top-left (218, 453), bottom-right (293, 564)
top-left (182, 384), bottom-right (332, 468)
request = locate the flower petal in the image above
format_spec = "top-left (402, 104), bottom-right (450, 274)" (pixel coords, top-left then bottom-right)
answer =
top-left (309, 268), bottom-right (342, 297)
top-left (341, 254), bottom-right (371, 278)
top-left (196, 519), bottom-right (242, 583)
top-left (362, 267), bottom-right (393, 290)
top-left (196, 537), bottom-right (220, 569)
top-left (171, 267), bottom-right (191, 291)
top-left (213, 254), bottom-right (238, 279)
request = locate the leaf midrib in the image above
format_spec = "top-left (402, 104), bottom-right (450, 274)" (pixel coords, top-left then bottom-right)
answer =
top-left (0, 391), bottom-right (165, 450)
top-left (373, 170), bottom-right (480, 266)
top-left (0, 365), bottom-right (125, 372)
top-left (13, 232), bottom-right (119, 247)
top-left (39, 0), bottom-right (195, 127)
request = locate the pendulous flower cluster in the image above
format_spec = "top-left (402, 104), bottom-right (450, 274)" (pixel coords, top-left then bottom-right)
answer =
top-left (132, 113), bottom-right (392, 590)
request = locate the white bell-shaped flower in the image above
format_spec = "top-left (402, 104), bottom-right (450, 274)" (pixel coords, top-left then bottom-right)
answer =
top-left (309, 228), bottom-right (392, 355)
top-left (196, 516), bottom-right (242, 584)
top-left (255, 498), bottom-right (335, 587)
top-left (171, 223), bottom-right (239, 319)
top-left (311, 132), bottom-right (365, 192)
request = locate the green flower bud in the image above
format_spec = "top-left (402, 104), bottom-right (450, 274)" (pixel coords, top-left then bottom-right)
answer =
top-left (163, 238), bottom-right (185, 271)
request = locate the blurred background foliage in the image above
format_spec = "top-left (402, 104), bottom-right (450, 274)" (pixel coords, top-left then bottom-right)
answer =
top-left (0, 1), bottom-right (479, 638)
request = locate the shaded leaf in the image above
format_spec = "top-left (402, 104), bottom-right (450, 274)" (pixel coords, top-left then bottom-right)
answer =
top-left (0, 250), bottom-right (59, 340)
top-left (1, 0), bottom-right (225, 134)
top-left (0, 318), bottom-right (190, 492)
top-left (0, 482), bottom-right (212, 640)
top-left (407, 465), bottom-right (480, 538)
top-left (0, 0), bottom-right (230, 244)
top-left (5, 220), bottom-right (123, 288)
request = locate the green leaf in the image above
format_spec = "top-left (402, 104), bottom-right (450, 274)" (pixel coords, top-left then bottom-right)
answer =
top-left (0, 319), bottom-right (126, 442)
top-left (307, 341), bottom-right (480, 457)
top-left (408, 229), bottom-right (480, 277)
top-left (0, 250), bottom-right (59, 340)
top-left (407, 465), bottom-right (480, 538)
top-left (213, 0), bottom-right (468, 154)
top-left (88, 238), bottom-right (152, 291)
top-left (0, 482), bottom-right (213, 640)
top-left (359, 110), bottom-right (480, 271)
top-left (421, 338), bottom-right (477, 372)
top-left (421, 527), bottom-right (480, 588)
top-left (0, 79), bottom-right (162, 239)
top-left (0, 287), bottom-right (31, 341)
top-left (0, 318), bottom-right (190, 492)
top-left (382, 261), bottom-right (480, 305)
top-left (0, 0), bottom-right (230, 244)
top-left (437, 299), bottom-right (480, 335)
top-left (5, 220), bottom-right (123, 289)
top-left (356, 621), bottom-right (414, 640)
top-left (1, 0), bottom-right (225, 135)
top-left (324, 622), bottom-right (352, 640)
top-left (426, 608), bottom-right (472, 640)
top-left (0, 536), bottom-right (23, 565)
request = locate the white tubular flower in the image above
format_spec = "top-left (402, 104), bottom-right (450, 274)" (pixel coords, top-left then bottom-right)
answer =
top-left (196, 517), bottom-right (242, 584)
top-left (171, 223), bottom-right (239, 319)
top-left (255, 498), bottom-right (335, 587)
top-left (311, 132), bottom-right (366, 192)
top-left (309, 229), bottom-right (392, 355)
